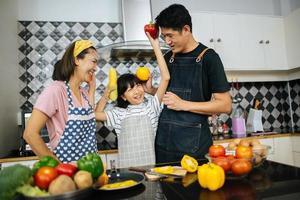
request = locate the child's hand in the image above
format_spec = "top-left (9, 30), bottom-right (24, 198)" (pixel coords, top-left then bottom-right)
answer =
top-left (145, 31), bottom-right (160, 49)
top-left (142, 74), bottom-right (155, 95)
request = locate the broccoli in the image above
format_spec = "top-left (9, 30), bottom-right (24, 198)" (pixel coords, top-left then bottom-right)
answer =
top-left (0, 164), bottom-right (32, 200)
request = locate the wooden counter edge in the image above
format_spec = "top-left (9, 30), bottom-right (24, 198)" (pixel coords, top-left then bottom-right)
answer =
top-left (0, 149), bottom-right (118, 164)
top-left (213, 133), bottom-right (300, 144)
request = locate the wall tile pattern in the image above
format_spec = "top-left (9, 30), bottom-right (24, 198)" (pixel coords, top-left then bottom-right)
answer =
top-left (18, 20), bottom-right (299, 150)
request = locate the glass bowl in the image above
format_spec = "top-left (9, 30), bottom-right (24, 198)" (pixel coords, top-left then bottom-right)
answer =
top-left (205, 144), bottom-right (271, 178)
top-left (226, 144), bottom-right (271, 167)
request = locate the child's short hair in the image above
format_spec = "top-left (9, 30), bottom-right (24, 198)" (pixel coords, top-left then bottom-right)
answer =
top-left (117, 73), bottom-right (143, 108)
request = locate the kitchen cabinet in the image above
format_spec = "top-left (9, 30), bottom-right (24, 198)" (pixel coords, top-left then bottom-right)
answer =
top-left (191, 12), bottom-right (241, 69)
top-left (239, 15), bottom-right (288, 70)
top-left (292, 136), bottom-right (300, 167)
top-left (272, 136), bottom-right (294, 166)
top-left (284, 8), bottom-right (300, 69)
top-left (192, 12), bottom-right (288, 71)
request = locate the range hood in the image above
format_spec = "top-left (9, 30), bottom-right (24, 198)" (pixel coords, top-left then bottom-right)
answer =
top-left (98, 0), bottom-right (169, 58)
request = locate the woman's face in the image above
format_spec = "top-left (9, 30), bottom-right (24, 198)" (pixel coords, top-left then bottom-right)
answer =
top-left (122, 83), bottom-right (145, 105)
top-left (75, 49), bottom-right (98, 82)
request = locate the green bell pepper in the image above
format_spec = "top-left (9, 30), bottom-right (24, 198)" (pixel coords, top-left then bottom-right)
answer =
top-left (77, 153), bottom-right (104, 179)
top-left (32, 156), bottom-right (59, 173)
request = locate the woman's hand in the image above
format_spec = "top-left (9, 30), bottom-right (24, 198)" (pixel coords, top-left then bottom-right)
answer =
top-left (88, 73), bottom-right (96, 106)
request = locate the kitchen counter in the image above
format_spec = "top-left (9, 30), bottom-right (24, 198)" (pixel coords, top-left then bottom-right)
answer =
top-left (1, 133), bottom-right (299, 164)
top-left (15, 160), bottom-right (300, 200)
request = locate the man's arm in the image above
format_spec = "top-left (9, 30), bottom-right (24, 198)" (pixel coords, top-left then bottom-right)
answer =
top-left (162, 91), bottom-right (232, 115)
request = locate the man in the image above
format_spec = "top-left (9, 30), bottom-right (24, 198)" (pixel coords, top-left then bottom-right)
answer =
top-left (146, 4), bottom-right (232, 163)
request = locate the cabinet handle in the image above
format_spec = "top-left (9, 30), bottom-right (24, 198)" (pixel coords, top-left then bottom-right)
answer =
top-left (217, 38), bottom-right (221, 42)
top-left (259, 40), bottom-right (264, 44)
top-left (210, 38), bottom-right (214, 42)
top-left (265, 40), bottom-right (270, 44)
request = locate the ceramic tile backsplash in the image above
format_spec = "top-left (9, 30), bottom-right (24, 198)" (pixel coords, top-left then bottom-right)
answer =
top-left (18, 20), bottom-right (300, 150)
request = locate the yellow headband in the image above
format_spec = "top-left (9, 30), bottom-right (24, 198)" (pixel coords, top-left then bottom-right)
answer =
top-left (73, 40), bottom-right (94, 57)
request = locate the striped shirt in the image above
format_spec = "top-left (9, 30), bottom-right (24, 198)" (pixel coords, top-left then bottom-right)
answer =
top-left (104, 94), bottom-right (162, 136)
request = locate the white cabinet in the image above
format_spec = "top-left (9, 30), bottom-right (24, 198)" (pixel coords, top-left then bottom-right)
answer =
top-left (239, 15), bottom-right (288, 70)
top-left (192, 12), bottom-right (241, 69)
top-left (284, 8), bottom-right (300, 69)
top-left (259, 138), bottom-right (275, 161)
top-left (192, 12), bottom-right (288, 71)
top-left (292, 136), bottom-right (300, 167)
top-left (272, 136), bottom-right (294, 166)
top-left (0, 160), bottom-right (37, 169)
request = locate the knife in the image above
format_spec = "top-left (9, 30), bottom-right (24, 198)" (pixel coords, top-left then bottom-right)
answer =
top-left (128, 167), bottom-right (183, 179)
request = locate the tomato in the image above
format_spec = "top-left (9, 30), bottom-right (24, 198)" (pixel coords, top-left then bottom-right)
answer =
top-left (208, 145), bottom-right (225, 157)
top-left (226, 155), bottom-right (236, 164)
top-left (34, 166), bottom-right (58, 189)
top-left (144, 22), bottom-right (159, 39)
top-left (55, 163), bottom-right (77, 177)
top-left (212, 156), bottom-right (231, 173)
top-left (231, 159), bottom-right (252, 176)
top-left (236, 146), bottom-right (253, 159)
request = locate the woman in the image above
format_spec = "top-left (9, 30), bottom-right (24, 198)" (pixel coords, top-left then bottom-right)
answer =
top-left (23, 40), bottom-right (99, 162)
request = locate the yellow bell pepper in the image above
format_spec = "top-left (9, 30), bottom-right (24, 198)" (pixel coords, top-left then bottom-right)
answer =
top-left (108, 67), bottom-right (117, 101)
top-left (181, 154), bottom-right (198, 173)
top-left (198, 163), bottom-right (225, 191)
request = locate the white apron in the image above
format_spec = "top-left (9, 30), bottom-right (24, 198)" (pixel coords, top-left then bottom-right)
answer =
top-left (118, 114), bottom-right (156, 168)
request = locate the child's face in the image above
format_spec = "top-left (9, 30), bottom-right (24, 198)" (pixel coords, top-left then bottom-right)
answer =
top-left (122, 83), bottom-right (145, 105)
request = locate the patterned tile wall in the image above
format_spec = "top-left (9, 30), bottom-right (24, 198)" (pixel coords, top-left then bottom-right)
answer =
top-left (289, 79), bottom-right (300, 131)
top-left (18, 20), bottom-right (299, 150)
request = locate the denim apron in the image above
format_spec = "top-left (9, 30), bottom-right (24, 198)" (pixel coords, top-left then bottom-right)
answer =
top-left (155, 48), bottom-right (213, 163)
top-left (53, 82), bottom-right (97, 163)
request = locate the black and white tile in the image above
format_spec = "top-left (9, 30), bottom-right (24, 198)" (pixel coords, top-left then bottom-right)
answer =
top-left (18, 20), bottom-right (300, 150)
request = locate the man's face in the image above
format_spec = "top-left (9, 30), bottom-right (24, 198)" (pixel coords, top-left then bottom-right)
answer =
top-left (160, 26), bottom-right (190, 53)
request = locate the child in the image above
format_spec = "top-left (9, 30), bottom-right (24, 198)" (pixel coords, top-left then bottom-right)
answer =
top-left (95, 32), bottom-right (170, 168)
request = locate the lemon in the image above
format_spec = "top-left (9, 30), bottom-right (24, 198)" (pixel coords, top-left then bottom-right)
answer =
top-left (136, 66), bottom-right (150, 81)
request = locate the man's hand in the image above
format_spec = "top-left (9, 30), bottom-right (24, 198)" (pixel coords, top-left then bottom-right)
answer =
top-left (162, 91), bottom-right (186, 111)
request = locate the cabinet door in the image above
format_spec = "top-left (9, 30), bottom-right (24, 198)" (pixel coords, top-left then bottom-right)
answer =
top-left (259, 138), bottom-right (275, 161)
top-left (284, 8), bottom-right (300, 69)
top-left (273, 137), bottom-right (294, 166)
top-left (213, 13), bottom-right (241, 69)
top-left (239, 15), bottom-right (265, 69)
top-left (262, 17), bottom-right (288, 69)
top-left (191, 12), bottom-right (215, 48)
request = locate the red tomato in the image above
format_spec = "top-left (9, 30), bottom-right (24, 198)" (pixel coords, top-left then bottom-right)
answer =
top-left (231, 159), bottom-right (252, 176)
top-left (208, 145), bottom-right (226, 157)
top-left (144, 22), bottom-right (159, 39)
top-left (236, 146), bottom-right (253, 159)
top-left (212, 156), bottom-right (231, 172)
top-left (55, 163), bottom-right (78, 177)
top-left (226, 155), bottom-right (236, 164)
top-left (34, 166), bottom-right (58, 189)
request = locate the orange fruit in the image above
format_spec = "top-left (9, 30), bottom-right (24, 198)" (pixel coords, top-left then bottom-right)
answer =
top-left (136, 66), bottom-right (150, 81)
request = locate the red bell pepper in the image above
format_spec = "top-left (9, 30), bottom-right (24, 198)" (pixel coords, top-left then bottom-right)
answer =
top-left (55, 163), bottom-right (78, 177)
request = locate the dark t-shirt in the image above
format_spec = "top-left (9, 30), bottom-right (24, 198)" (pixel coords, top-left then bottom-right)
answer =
top-left (164, 43), bottom-right (230, 101)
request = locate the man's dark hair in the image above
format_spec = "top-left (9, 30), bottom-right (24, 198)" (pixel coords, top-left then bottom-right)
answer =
top-left (155, 4), bottom-right (192, 32)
